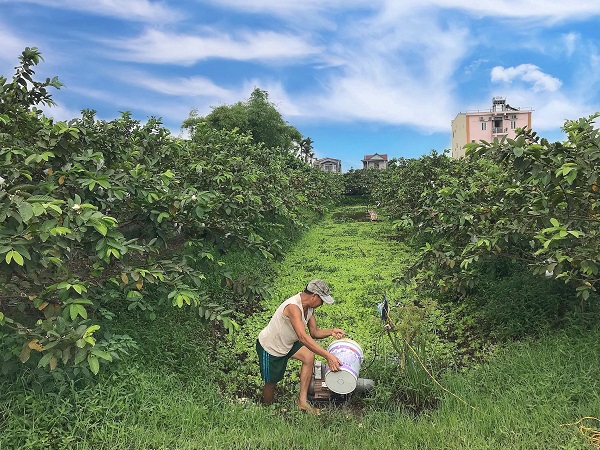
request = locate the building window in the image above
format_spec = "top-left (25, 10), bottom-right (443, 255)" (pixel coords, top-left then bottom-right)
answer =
top-left (511, 121), bottom-right (516, 129)
top-left (481, 122), bottom-right (487, 131)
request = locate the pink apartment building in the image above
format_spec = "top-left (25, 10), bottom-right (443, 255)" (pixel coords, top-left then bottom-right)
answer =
top-left (451, 97), bottom-right (533, 158)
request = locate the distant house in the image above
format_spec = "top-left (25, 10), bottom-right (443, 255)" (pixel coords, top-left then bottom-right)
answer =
top-left (313, 157), bottom-right (342, 173)
top-left (451, 97), bottom-right (533, 158)
top-left (362, 153), bottom-right (388, 170)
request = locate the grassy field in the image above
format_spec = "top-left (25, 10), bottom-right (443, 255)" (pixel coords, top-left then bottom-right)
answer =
top-left (1, 203), bottom-right (599, 449)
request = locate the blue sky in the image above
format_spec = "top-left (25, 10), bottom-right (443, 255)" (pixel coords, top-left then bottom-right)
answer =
top-left (2, 1), bottom-right (600, 171)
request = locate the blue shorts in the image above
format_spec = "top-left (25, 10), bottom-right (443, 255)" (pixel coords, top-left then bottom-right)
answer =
top-left (256, 339), bottom-right (303, 383)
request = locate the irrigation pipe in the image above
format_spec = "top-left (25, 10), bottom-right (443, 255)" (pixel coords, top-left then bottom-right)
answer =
top-left (561, 417), bottom-right (600, 448)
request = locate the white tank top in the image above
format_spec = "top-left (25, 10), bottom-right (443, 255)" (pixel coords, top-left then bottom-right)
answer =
top-left (258, 293), bottom-right (313, 357)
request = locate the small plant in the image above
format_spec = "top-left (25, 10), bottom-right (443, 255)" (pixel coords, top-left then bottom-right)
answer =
top-left (380, 297), bottom-right (439, 411)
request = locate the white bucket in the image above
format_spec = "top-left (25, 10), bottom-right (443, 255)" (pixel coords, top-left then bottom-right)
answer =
top-left (324, 338), bottom-right (364, 394)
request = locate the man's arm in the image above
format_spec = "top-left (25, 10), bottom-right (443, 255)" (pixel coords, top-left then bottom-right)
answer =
top-left (285, 305), bottom-right (342, 371)
top-left (307, 315), bottom-right (345, 340)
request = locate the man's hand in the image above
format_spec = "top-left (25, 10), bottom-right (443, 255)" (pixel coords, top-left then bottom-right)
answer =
top-left (330, 328), bottom-right (345, 339)
top-left (326, 352), bottom-right (343, 371)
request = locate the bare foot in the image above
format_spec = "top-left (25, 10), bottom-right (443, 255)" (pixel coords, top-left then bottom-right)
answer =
top-left (297, 401), bottom-right (320, 415)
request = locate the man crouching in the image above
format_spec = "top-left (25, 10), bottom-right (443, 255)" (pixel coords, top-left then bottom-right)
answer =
top-left (256, 279), bottom-right (345, 414)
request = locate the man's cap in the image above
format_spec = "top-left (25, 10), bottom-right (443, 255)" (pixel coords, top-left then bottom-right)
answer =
top-left (306, 279), bottom-right (334, 304)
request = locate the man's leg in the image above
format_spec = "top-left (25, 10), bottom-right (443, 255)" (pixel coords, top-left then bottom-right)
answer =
top-left (291, 346), bottom-right (317, 413)
top-left (262, 382), bottom-right (276, 405)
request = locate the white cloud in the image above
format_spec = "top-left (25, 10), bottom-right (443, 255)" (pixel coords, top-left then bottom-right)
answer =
top-left (38, 103), bottom-right (88, 123)
top-left (116, 70), bottom-right (302, 117)
top-left (491, 64), bottom-right (562, 92)
top-left (105, 28), bottom-right (320, 65)
top-left (562, 32), bottom-right (578, 57)
top-left (568, 45), bottom-right (600, 105)
top-left (45, 83), bottom-right (200, 131)
top-left (120, 72), bottom-right (232, 98)
top-left (0, 26), bottom-right (30, 74)
top-left (199, 0), bottom-right (367, 22)
top-left (464, 59), bottom-right (490, 76)
top-left (206, 0), bottom-right (600, 23)
top-left (381, 0), bottom-right (600, 22)
top-left (290, 13), bottom-right (470, 131)
top-left (13, 0), bottom-right (181, 23)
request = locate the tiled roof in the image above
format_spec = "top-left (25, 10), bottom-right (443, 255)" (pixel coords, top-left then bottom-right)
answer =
top-left (364, 153), bottom-right (388, 160)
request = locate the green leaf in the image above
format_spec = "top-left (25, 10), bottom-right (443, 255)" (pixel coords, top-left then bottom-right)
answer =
top-left (43, 340), bottom-right (60, 351)
top-left (31, 203), bottom-right (46, 216)
top-left (47, 204), bottom-right (62, 214)
top-left (62, 346), bottom-right (71, 365)
top-left (91, 349), bottom-right (113, 361)
top-left (70, 304), bottom-right (87, 320)
top-left (56, 281), bottom-right (72, 290)
top-left (50, 226), bottom-right (71, 236)
top-left (74, 348), bottom-right (87, 365)
top-left (87, 355), bottom-right (100, 375)
top-left (96, 179), bottom-right (110, 189)
top-left (72, 284), bottom-right (87, 295)
top-left (94, 222), bottom-right (108, 236)
top-left (19, 345), bottom-right (31, 363)
top-left (157, 212), bottom-right (170, 223)
top-left (18, 202), bottom-right (34, 223)
top-left (83, 325), bottom-right (100, 338)
top-left (5, 250), bottom-right (24, 266)
top-left (38, 352), bottom-right (53, 368)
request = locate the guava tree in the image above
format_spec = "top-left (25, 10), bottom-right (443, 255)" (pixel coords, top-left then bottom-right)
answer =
top-left (372, 151), bottom-right (453, 218)
top-left (0, 49), bottom-right (242, 376)
top-left (0, 48), bottom-right (341, 377)
top-left (388, 119), bottom-right (599, 302)
top-left (466, 118), bottom-right (599, 300)
top-left (342, 168), bottom-right (383, 196)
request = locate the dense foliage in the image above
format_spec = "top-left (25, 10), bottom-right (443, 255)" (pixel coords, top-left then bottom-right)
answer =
top-left (182, 87), bottom-right (316, 163)
top-left (0, 48), bottom-right (341, 377)
top-left (371, 123), bottom-right (599, 304)
top-left (371, 151), bottom-right (453, 218)
top-left (342, 168), bottom-right (383, 196)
